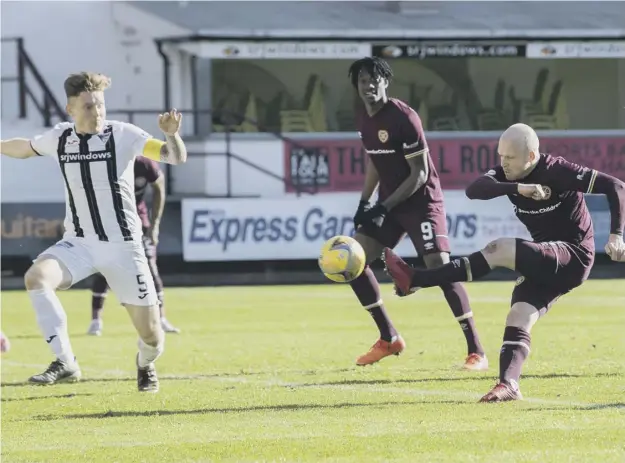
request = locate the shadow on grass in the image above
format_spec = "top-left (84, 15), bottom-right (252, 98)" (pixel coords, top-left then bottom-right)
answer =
top-left (523, 403), bottom-right (625, 411)
top-left (295, 372), bottom-right (621, 388)
top-left (2, 371), bottom-right (619, 389)
top-left (1, 392), bottom-right (94, 402)
top-left (33, 399), bottom-right (468, 421)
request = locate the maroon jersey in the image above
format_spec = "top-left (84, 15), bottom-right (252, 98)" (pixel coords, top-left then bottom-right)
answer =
top-left (134, 156), bottom-right (161, 229)
top-left (356, 98), bottom-right (443, 208)
top-left (485, 154), bottom-right (596, 253)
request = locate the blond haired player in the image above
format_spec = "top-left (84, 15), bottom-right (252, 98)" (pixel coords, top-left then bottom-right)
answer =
top-left (0, 72), bottom-right (187, 392)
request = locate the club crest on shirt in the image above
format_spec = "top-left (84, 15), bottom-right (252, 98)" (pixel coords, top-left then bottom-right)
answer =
top-left (515, 276), bottom-right (525, 286)
top-left (542, 186), bottom-right (552, 200)
top-left (378, 130), bottom-right (389, 143)
top-left (98, 133), bottom-right (111, 144)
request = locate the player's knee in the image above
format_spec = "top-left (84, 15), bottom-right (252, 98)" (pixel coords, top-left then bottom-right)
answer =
top-left (423, 252), bottom-right (449, 269)
top-left (141, 322), bottom-right (164, 347)
top-left (506, 303), bottom-right (540, 332)
top-left (353, 232), bottom-right (384, 265)
top-left (142, 331), bottom-right (164, 348)
top-left (128, 303), bottom-right (163, 344)
top-left (24, 259), bottom-right (68, 291)
top-left (24, 265), bottom-right (45, 290)
top-left (481, 238), bottom-right (516, 269)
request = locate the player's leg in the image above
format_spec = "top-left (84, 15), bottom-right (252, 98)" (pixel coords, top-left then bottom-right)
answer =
top-left (98, 242), bottom-right (164, 392)
top-left (125, 302), bottom-right (164, 393)
top-left (352, 220), bottom-right (406, 366)
top-left (25, 239), bottom-right (95, 384)
top-left (480, 243), bottom-right (586, 402)
top-left (423, 252), bottom-right (487, 370)
top-left (405, 208), bottom-right (487, 369)
top-left (480, 284), bottom-right (551, 403)
top-left (143, 236), bottom-right (179, 334)
top-left (384, 237), bottom-right (520, 295)
top-left (88, 273), bottom-right (109, 336)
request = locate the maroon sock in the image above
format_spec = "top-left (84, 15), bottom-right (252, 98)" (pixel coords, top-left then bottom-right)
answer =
top-left (440, 283), bottom-right (484, 355)
top-left (157, 292), bottom-right (165, 318)
top-left (412, 252), bottom-right (492, 288)
top-left (499, 326), bottom-right (531, 387)
top-left (148, 255), bottom-right (165, 318)
top-left (350, 266), bottom-right (397, 342)
top-left (91, 274), bottom-right (109, 320)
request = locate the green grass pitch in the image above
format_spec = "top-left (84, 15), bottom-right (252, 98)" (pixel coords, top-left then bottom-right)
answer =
top-left (2, 280), bottom-right (624, 462)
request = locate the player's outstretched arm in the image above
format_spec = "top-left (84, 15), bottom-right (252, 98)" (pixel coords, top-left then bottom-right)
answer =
top-left (589, 172), bottom-right (625, 260)
top-left (552, 159), bottom-right (625, 260)
top-left (593, 173), bottom-right (625, 232)
top-left (157, 109), bottom-right (187, 165)
top-left (0, 138), bottom-right (37, 159)
top-left (552, 160), bottom-right (625, 237)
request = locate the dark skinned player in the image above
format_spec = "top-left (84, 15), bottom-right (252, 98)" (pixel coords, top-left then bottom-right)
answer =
top-left (347, 57), bottom-right (487, 370)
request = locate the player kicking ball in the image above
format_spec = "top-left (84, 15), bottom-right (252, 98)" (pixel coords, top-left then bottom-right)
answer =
top-left (0, 72), bottom-right (187, 392)
top-left (383, 123), bottom-right (625, 402)
top-left (88, 157), bottom-right (180, 336)
top-left (346, 57), bottom-right (487, 370)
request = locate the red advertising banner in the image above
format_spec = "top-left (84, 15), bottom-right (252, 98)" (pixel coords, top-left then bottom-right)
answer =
top-left (285, 135), bottom-right (625, 192)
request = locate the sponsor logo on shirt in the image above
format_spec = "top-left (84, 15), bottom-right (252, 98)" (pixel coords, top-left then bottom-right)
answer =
top-left (59, 151), bottom-right (113, 163)
top-left (513, 202), bottom-right (562, 215)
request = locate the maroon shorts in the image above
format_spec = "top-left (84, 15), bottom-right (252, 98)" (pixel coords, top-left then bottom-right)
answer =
top-left (359, 199), bottom-right (450, 256)
top-left (511, 239), bottom-right (594, 313)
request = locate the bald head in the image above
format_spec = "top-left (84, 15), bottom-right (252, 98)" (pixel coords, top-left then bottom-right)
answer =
top-left (500, 123), bottom-right (539, 157)
top-left (497, 123), bottom-right (540, 180)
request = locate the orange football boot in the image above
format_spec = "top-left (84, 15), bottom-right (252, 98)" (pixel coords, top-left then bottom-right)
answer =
top-left (356, 336), bottom-right (406, 366)
top-left (462, 353), bottom-right (489, 371)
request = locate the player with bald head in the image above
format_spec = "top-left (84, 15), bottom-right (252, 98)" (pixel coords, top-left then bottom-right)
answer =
top-left (383, 123), bottom-right (625, 402)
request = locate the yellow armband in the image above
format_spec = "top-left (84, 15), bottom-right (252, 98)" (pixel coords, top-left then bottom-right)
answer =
top-left (143, 139), bottom-right (165, 161)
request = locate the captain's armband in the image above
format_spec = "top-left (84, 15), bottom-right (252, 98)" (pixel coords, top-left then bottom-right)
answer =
top-left (143, 139), bottom-right (165, 161)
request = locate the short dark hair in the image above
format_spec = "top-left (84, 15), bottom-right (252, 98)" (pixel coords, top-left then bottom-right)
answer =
top-left (348, 57), bottom-right (394, 88)
top-left (64, 72), bottom-right (111, 99)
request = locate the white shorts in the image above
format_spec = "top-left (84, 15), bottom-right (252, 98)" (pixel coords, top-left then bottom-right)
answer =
top-left (36, 237), bottom-right (158, 306)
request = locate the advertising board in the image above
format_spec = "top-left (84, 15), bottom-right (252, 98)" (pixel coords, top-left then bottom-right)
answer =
top-left (181, 192), bottom-right (532, 262)
top-left (285, 135), bottom-right (625, 193)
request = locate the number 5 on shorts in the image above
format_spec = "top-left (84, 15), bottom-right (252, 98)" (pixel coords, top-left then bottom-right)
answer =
top-left (421, 222), bottom-right (434, 241)
top-left (136, 274), bottom-right (148, 300)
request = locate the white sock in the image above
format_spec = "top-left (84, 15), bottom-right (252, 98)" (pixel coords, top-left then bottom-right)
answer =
top-left (28, 288), bottom-right (76, 364)
top-left (137, 338), bottom-right (164, 368)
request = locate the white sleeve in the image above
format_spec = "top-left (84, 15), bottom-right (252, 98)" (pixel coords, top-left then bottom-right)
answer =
top-left (122, 122), bottom-right (154, 158)
top-left (30, 127), bottom-right (61, 157)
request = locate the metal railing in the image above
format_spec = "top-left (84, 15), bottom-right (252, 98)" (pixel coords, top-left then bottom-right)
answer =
top-left (1, 37), bottom-right (68, 126)
top-left (107, 108), bottom-right (322, 197)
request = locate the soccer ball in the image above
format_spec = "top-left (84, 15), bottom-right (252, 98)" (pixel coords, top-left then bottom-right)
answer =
top-left (318, 235), bottom-right (366, 283)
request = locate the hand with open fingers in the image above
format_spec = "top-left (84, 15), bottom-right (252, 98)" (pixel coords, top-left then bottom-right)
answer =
top-left (158, 109), bottom-right (182, 136)
top-left (605, 233), bottom-right (625, 262)
top-left (518, 184), bottom-right (547, 200)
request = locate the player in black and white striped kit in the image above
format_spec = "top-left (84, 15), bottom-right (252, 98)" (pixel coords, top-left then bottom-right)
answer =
top-left (0, 72), bottom-right (187, 392)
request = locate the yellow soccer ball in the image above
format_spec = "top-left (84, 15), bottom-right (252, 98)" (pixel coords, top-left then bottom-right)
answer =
top-left (318, 235), bottom-right (366, 283)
